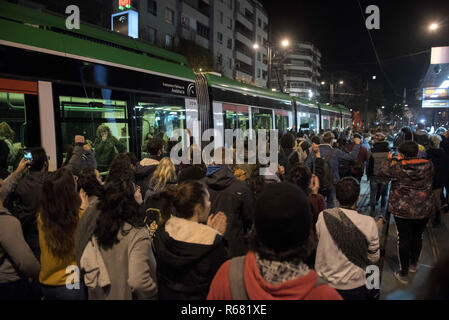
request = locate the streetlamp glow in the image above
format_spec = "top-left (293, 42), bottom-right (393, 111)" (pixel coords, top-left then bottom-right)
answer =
top-left (339, 80), bottom-right (344, 85)
top-left (429, 23), bottom-right (439, 31)
top-left (372, 75), bottom-right (376, 80)
top-left (253, 43), bottom-right (259, 49)
top-left (321, 81), bottom-right (326, 85)
top-left (281, 39), bottom-right (290, 48)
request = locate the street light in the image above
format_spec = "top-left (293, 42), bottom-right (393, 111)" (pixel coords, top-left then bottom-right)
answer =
top-left (321, 81), bottom-right (326, 85)
top-left (429, 23), bottom-right (439, 31)
top-left (281, 39), bottom-right (290, 48)
top-left (253, 43), bottom-right (259, 50)
top-left (339, 80), bottom-right (344, 85)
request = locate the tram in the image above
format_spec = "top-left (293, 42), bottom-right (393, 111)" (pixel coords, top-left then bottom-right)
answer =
top-left (0, 1), bottom-right (352, 172)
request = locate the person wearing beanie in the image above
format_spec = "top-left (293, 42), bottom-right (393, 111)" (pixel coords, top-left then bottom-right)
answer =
top-left (315, 177), bottom-right (380, 300)
top-left (207, 183), bottom-right (342, 300)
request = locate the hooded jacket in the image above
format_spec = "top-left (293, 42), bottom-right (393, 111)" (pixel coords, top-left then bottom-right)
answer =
top-left (153, 216), bottom-right (227, 300)
top-left (135, 156), bottom-right (160, 196)
top-left (380, 157), bottom-right (434, 219)
top-left (207, 251), bottom-right (342, 300)
top-left (426, 148), bottom-right (449, 189)
top-left (203, 167), bottom-right (253, 258)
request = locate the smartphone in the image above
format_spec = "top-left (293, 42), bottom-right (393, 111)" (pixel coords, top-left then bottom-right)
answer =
top-left (24, 151), bottom-right (33, 164)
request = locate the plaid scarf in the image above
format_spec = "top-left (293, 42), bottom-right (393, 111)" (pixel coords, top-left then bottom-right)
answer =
top-left (255, 253), bottom-right (310, 285)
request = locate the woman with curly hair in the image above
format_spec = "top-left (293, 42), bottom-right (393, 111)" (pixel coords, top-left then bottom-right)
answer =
top-left (38, 168), bottom-right (89, 300)
top-left (93, 124), bottom-right (126, 172)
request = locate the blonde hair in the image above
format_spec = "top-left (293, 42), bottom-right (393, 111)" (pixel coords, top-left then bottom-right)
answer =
top-left (149, 157), bottom-right (177, 192)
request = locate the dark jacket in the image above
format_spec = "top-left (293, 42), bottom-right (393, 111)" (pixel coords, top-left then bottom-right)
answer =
top-left (380, 157), bottom-right (434, 219)
top-left (135, 155), bottom-right (160, 196)
top-left (153, 216), bottom-right (227, 300)
top-left (278, 148), bottom-right (300, 175)
top-left (441, 135), bottom-right (449, 156)
top-left (367, 141), bottom-right (390, 179)
top-left (203, 167), bottom-right (253, 258)
top-left (10, 170), bottom-right (48, 259)
top-left (93, 136), bottom-right (126, 172)
top-left (426, 148), bottom-right (449, 189)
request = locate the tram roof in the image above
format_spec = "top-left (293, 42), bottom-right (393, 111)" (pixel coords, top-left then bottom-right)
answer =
top-left (319, 103), bottom-right (342, 114)
top-left (0, 1), bottom-right (195, 81)
top-left (205, 73), bottom-right (293, 104)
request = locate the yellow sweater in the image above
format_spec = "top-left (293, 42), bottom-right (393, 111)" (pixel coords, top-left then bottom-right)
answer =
top-left (37, 209), bottom-right (85, 286)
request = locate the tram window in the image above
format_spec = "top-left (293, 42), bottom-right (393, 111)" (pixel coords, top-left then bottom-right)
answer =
top-left (224, 109), bottom-right (237, 130)
top-left (58, 95), bottom-right (129, 173)
top-left (275, 110), bottom-right (289, 134)
top-left (0, 91), bottom-right (40, 171)
top-left (252, 107), bottom-right (273, 133)
top-left (323, 118), bottom-right (330, 130)
top-left (223, 104), bottom-right (249, 136)
top-left (309, 115), bottom-right (317, 133)
top-left (137, 97), bottom-right (186, 158)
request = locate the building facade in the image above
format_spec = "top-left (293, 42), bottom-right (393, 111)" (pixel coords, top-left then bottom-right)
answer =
top-left (111, 0), bottom-right (268, 87)
top-left (270, 41), bottom-right (322, 98)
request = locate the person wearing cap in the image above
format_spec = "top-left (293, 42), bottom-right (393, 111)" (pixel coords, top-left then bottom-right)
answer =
top-left (207, 182), bottom-right (342, 300)
top-left (315, 177), bottom-right (380, 300)
top-left (367, 132), bottom-right (391, 225)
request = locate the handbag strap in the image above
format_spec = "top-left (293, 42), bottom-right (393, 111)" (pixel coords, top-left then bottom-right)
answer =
top-left (229, 256), bottom-right (248, 300)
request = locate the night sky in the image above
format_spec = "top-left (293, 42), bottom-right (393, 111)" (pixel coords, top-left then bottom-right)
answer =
top-left (259, 0), bottom-right (449, 100)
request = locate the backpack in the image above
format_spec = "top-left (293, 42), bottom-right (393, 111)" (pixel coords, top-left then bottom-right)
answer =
top-left (313, 149), bottom-right (336, 191)
top-left (339, 160), bottom-right (364, 178)
top-left (228, 255), bottom-right (328, 300)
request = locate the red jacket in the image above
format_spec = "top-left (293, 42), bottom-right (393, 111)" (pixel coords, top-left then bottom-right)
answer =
top-left (207, 251), bottom-right (342, 300)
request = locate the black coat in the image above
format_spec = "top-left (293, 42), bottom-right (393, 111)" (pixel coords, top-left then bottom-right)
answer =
top-left (203, 167), bottom-right (253, 258)
top-left (426, 148), bottom-right (449, 189)
top-left (153, 219), bottom-right (227, 300)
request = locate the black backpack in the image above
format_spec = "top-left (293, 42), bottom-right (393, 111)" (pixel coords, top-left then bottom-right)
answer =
top-left (339, 159), bottom-right (364, 178)
top-left (313, 149), bottom-right (336, 191)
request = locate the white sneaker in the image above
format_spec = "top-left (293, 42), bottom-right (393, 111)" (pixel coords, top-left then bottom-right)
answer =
top-left (393, 271), bottom-right (409, 284)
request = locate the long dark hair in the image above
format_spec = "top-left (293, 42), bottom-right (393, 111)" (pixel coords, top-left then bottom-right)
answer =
top-left (40, 168), bottom-right (80, 259)
top-left (288, 165), bottom-right (312, 195)
top-left (159, 180), bottom-right (208, 221)
top-left (77, 169), bottom-right (104, 197)
top-left (94, 154), bottom-right (144, 249)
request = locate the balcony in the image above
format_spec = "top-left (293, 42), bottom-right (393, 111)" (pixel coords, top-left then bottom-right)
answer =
top-left (236, 51), bottom-right (252, 66)
top-left (236, 12), bottom-right (253, 31)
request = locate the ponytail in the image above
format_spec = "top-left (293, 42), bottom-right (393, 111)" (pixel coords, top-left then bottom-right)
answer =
top-left (158, 181), bottom-right (208, 220)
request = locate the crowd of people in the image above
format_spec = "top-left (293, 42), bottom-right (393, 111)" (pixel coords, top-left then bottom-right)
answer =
top-left (1, 123), bottom-right (449, 300)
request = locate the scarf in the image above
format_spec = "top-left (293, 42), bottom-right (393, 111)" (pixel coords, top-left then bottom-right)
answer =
top-left (255, 253), bottom-right (310, 285)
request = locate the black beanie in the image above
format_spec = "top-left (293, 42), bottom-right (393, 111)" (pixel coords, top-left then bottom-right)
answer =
top-left (254, 182), bottom-right (312, 252)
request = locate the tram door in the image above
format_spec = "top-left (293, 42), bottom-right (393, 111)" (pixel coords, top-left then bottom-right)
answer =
top-left (0, 78), bottom-right (41, 171)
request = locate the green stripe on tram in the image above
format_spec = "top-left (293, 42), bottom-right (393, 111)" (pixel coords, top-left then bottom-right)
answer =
top-left (0, 19), bottom-right (195, 81)
top-left (205, 73), bottom-right (293, 103)
top-left (0, 0), bottom-right (188, 65)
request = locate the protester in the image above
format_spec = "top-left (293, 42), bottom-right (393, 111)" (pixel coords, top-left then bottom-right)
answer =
top-left (0, 121), bottom-right (20, 167)
top-left (0, 158), bottom-right (40, 300)
top-left (315, 177), bottom-right (379, 300)
top-left (414, 123), bottom-right (429, 149)
top-left (93, 124), bottom-right (126, 172)
top-left (346, 133), bottom-right (369, 182)
top-left (38, 167), bottom-right (89, 300)
top-left (146, 157), bottom-right (177, 201)
top-left (380, 141), bottom-right (434, 284)
top-left (76, 169), bottom-right (104, 206)
top-left (367, 132), bottom-right (391, 224)
top-left (278, 133), bottom-right (300, 175)
top-left (135, 138), bottom-right (163, 196)
top-left (77, 154), bottom-right (157, 300)
top-left (288, 165), bottom-right (325, 226)
top-left (152, 181), bottom-right (227, 299)
top-left (207, 182), bottom-right (342, 300)
top-left (204, 147), bottom-right (254, 258)
top-left (425, 135), bottom-right (449, 226)
top-left (10, 147), bottom-right (49, 259)
top-left (305, 131), bottom-right (361, 208)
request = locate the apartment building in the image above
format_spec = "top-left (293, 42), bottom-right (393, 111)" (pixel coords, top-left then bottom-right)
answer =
top-left (270, 41), bottom-right (322, 98)
top-left (111, 0), bottom-right (269, 87)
